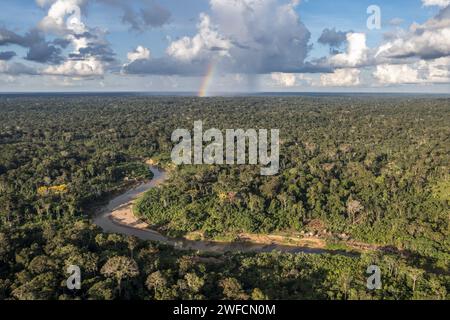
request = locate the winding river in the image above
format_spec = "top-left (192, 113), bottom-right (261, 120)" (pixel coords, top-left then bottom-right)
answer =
top-left (94, 166), bottom-right (343, 255)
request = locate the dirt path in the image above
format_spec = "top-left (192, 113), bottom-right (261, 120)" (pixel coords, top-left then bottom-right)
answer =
top-left (93, 166), bottom-right (358, 255)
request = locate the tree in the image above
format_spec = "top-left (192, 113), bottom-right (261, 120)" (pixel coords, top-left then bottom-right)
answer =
top-left (338, 271), bottom-right (353, 300)
top-left (146, 271), bottom-right (167, 294)
top-left (87, 280), bottom-right (115, 300)
top-left (184, 272), bottom-right (204, 294)
top-left (100, 256), bottom-right (139, 297)
top-left (407, 267), bottom-right (424, 294)
top-left (251, 288), bottom-right (268, 300)
top-left (12, 273), bottom-right (57, 300)
top-left (0, 232), bottom-right (12, 262)
top-left (126, 236), bottom-right (139, 259)
top-left (346, 198), bottom-right (364, 224)
top-left (219, 277), bottom-right (249, 300)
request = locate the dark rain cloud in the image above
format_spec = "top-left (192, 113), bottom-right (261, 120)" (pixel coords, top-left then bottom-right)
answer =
top-left (123, 55), bottom-right (333, 77)
top-left (318, 28), bottom-right (349, 48)
top-left (98, 0), bottom-right (171, 31)
top-left (0, 28), bottom-right (25, 46)
top-left (122, 0), bottom-right (330, 77)
top-left (124, 57), bottom-right (206, 76)
top-left (140, 3), bottom-right (171, 28)
top-left (0, 51), bottom-right (16, 61)
top-left (52, 38), bottom-right (71, 49)
top-left (0, 28), bottom-right (65, 64)
top-left (69, 42), bottom-right (116, 62)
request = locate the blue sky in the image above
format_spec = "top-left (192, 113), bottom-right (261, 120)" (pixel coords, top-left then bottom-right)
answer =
top-left (0, 0), bottom-right (449, 93)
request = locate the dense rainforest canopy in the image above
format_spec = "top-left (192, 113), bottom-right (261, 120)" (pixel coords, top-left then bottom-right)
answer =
top-left (0, 95), bottom-right (448, 300)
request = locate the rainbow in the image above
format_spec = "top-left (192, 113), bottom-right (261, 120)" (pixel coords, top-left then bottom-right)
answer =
top-left (198, 62), bottom-right (216, 97)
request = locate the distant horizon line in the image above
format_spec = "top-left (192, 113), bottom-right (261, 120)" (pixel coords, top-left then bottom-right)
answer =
top-left (0, 91), bottom-right (449, 97)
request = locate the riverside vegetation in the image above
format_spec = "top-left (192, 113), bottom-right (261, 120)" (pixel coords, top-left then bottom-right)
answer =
top-left (0, 95), bottom-right (448, 300)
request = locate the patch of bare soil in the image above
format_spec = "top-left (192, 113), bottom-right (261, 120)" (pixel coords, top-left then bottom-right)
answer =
top-left (237, 233), bottom-right (327, 249)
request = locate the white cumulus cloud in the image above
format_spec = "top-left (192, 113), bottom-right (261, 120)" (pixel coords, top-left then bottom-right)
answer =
top-left (125, 0), bottom-right (312, 76)
top-left (373, 64), bottom-right (420, 84)
top-left (38, 0), bottom-right (87, 35)
top-left (209, 0), bottom-right (311, 73)
top-left (271, 72), bottom-right (296, 87)
top-left (167, 13), bottom-right (230, 62)
top-left (376, 4), bottom-right (450, 61)
top-left (43, 56), bottom-right (104, 77)
top-left (127, 46), bottom-right (151, 62)
top-left (35, 0), bottom-right (114, 78)
top-left (329, 33), bottom-right (369, 67)
top-left (320, 68), bottom-right (360, 86)
top-left (419, 56), bottom-right (450, 82)
top-left (36, 0), bottom-right (57, 7)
